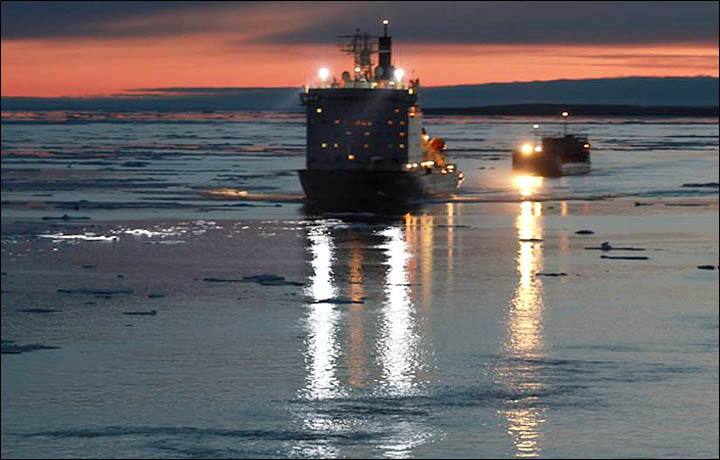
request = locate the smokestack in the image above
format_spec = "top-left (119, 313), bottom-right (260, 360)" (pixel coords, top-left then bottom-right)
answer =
top-left (376, 19), bottom-right (392, 81)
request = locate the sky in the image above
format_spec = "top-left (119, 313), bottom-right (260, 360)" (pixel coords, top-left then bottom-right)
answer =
top-left (1, 1), bottom-right (718, 97)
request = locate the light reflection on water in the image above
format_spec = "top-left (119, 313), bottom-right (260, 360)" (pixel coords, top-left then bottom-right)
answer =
top-left (302, 225), bottom-right (344, 402)
top-left (378, 226), bottom-right (421, 396)
top-left (298, 215), bottom-right (441, 458)
top-left (297, 224), bottom-right (344, 458)
top-left (499, 201), bottom-right (547, 458)
top-left (514, 175), bottom-right (544, 199)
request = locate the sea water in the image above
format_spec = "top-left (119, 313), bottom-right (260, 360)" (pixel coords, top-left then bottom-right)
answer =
top-left (1, 111), bottom-right (718, 458)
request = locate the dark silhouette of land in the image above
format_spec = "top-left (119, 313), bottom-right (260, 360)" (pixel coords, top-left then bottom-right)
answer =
top-left (423, 104), bottom-right (719, 117)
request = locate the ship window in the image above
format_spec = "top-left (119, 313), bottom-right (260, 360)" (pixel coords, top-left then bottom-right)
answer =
top-left (334, 143), bottom-right (340, 149)
top-left (364, 131), bottom-right (370, 136)
top-left (363, 143), bottom-right (369, 149)
top-left (316, 108), bottom-right (322, 113)
top-left (394, 108), bottom-right (400, 113)
top-left (348, 154), bottom-right (355, 160)
top-left (398, 132), bottom-right (405, 137)
top-left (321, 142), bottom-right (328, 148)
top-left (334, 119), bottom-right (340, 124)
top-left (387, 120), bottom-right (393, 125)
top-left (399, 120), bottom-right (406, 125)
top-left (399, 143), bottom-right (405, 149)
top-left (345, 130), bottom-right (351, 135)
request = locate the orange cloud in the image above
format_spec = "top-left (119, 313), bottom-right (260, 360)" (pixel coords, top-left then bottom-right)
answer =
top-left (2, 35), bottom-right (717, 97)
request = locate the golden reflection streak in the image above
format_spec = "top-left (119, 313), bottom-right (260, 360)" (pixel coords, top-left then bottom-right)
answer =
top-left (502, 201), bottom-right (547, 458)
top-left (513, 175), bottom-right (544, 199)
top-left (346, 243), bottom-right (368, 388)
top-left (446, 203), bottom-right (456, 294)
top-left (420, 214), bottom-right (434, 307)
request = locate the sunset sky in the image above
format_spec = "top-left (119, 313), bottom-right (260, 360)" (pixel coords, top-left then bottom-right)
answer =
top-left (1, 1), bottom-right (718, 97)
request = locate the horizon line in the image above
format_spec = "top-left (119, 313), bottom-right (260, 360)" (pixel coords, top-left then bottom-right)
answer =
top-left (2, 75), bottom-right (717, 99)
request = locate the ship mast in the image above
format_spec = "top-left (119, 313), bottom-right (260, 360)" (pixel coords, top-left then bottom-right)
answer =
top-left (337, 29), bottom-right (378, 80)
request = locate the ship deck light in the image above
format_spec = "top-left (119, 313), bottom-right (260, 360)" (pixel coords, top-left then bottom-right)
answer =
top-left (534, 145), bottom-right (542, 152)
top-left (521, 143), bottom-right (533, 155)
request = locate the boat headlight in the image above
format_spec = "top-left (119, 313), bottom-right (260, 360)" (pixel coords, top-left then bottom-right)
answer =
top-left (521, 143), bottom-right (533, 155)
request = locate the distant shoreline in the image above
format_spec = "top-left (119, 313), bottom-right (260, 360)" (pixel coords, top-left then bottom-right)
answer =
top-left (423, 104), bottom-right (719, 117)
top-left (1, 105), bottom-right (718, 118)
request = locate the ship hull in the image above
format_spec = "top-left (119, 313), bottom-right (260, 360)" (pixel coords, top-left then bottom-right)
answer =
top-left (299, 169), bottom-right (460, 208)
top-left (512, 152), bottom-right (591, 177)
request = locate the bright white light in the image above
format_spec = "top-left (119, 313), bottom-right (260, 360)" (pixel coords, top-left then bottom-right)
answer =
top-left (318, 67), bottom-right (330, 81)
top-left (534, 146), bottom-right (542, 152)
top-left (521, 143), bottom-right (533, 155)
top-left (394, 68), bottom-right (405, 81)
top-left (561, 111), bottom-right (569, 117)
top-left (533, 124), bottom-right (539, 129)
top-left (354, 67), bottom-right (361, 73)
top-left (383, 19), bottom-right (389, 25)
top-left (514, 175), bottom-right (544, 198)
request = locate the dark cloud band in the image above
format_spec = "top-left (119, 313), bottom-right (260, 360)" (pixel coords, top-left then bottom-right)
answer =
top-left (2, 1), bottom-right (717, 45)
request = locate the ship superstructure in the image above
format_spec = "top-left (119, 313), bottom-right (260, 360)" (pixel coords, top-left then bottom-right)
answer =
top-left (299, 20), bottom-right (462, 208)
top-left (512, 113), bottom-right (592, 176)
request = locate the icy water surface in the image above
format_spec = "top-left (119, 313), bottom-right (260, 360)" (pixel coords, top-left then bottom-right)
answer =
top-left (1, 111), bottom-right (718, 458)
top-left (1, 111), bottom-right (718, 219)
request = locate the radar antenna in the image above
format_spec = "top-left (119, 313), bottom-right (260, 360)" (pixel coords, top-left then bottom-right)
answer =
top-left (337, 29), bottom-right (378, 79)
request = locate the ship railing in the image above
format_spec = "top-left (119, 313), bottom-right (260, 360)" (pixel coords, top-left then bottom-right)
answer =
top-left (305, 80), bottom-right (410, 90)
top-left (535, 129), bottom-right (589, 140)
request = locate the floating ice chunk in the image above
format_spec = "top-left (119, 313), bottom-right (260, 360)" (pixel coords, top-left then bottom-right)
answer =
top-left (57, 288), bottom-right (134, 295)
top-left (312, 296), bottom-right (364, 304)
top-left (1, 342), bottom-right (60, 354)
top-left (37, 233), bottom-right (118, 242)
top-left (122, 310), bottom-right (157, 316)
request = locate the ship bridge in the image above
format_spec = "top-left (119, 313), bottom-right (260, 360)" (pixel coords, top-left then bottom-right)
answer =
top-left (301, 20), bottom-right (424, 172)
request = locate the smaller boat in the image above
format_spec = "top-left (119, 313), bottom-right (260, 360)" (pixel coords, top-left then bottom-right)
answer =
top-left (512, 112), bottom-right (591, 176)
